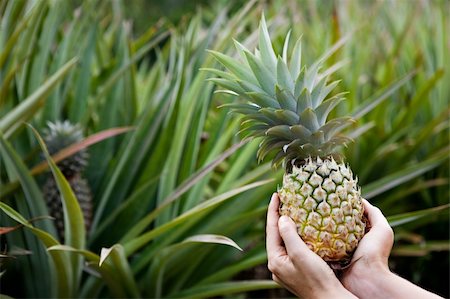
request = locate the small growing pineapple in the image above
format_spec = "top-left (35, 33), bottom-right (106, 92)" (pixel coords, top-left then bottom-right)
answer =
top-left (42, 121), bottom-right (92, 241)
top-left (208, 17), bottom-right (366, 267)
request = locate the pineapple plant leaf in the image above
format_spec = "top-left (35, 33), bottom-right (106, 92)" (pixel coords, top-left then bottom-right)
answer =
top-left (208, 16), bottom-right (367, 267)
top-left (0, 58), bottom-right (78, 137)
top-left (0, 201), bottom-right (72, 298)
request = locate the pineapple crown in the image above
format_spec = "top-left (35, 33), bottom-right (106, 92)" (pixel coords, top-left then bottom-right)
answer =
top-left (43, 120), bottom-right (88, 176)
top-left (207, 16), bottom-right (353, 169)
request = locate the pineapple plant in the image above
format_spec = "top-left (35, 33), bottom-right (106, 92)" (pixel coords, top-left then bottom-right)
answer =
top-left (207, 17), bottom-right (367, 267)
top-left (42, 121), bottom-right (92, 241)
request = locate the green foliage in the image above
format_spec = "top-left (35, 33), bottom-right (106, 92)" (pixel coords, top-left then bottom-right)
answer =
top-left (0, 0), bottom-right (448, 298)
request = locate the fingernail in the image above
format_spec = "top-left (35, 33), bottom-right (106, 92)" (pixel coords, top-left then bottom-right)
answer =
top-left (270, 192), bottom-right (278, 202)
top-left (279, 216), bottom-right (293, 230)
top-left (279, 215), bottom-right (290, 224)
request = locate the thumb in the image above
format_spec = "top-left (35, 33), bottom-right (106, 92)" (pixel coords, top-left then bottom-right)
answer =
top-left (278, 216), bottom-right (309, 256)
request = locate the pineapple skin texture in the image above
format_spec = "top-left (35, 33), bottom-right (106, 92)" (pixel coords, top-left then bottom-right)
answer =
top-left (43, 174), bottom-right (92, 242)
top-left (278, 157), bottom-right (366, 263)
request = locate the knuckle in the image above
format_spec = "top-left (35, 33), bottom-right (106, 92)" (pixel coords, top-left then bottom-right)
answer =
top-left (373, 206), bottom-right (383, 215)
top-left (380, 220), bottom-right (394, 236)
top-left (267, 259), bottom-right (281, 274)
top-left (267, 261), bottom-right (275, 273)
top-left (386, 225), bottom-right (394, 241)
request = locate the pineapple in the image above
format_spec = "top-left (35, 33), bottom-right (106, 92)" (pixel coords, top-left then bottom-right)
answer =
top-left (207, 17), bottom-right (366, 267)
top-left (42, 121), bottom-right (92, 241)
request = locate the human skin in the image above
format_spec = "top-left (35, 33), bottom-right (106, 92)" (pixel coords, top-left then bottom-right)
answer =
top-left (340, 198), bottom-right (443, 299)
top-left (266, 193), bottom-right (356, 299)
top-left (266, 193), bottom-right (443, 299)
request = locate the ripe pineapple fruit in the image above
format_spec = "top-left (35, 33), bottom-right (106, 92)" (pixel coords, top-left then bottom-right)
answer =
top-left (42, 121), bottom-right (92, 241)
top-left (207, 17), bottom-right (366, 267)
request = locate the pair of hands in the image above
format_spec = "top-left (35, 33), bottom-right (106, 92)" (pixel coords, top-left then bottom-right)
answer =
top-left (266, 193), bottom-right (394, 299)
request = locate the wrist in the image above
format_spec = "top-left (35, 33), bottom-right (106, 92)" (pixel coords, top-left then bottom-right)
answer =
top-left (313, 288), bottom-right (357, 299)
top-left (311, 280), bottom-right (357, 299)
top-left (342, 259), bottom-right (392, 298)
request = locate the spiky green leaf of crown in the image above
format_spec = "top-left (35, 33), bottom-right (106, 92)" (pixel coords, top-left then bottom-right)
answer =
top-left (207, 16), bottom-right (353, 169)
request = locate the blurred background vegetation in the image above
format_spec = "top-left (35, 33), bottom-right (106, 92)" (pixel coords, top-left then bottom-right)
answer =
top-left (0, 0), bottom-right (448, 298)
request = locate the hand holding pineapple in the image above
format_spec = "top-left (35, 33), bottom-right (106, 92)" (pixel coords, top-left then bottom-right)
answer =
top-left (267, 193), bottom-right (443, 299)
top-left (267, 193), bottom-right (357, 299)
top-left (339, 200), bottom-right (443, 299)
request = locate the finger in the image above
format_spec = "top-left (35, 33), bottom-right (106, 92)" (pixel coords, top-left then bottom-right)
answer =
top-left (266, 193), bottom-right (286, 259)
top-left (278, 215), bottom-right (310, 257)
top-left (362, 199), bottom-right (394, 243)
top-left (362, 199), bottom-right (391, 229)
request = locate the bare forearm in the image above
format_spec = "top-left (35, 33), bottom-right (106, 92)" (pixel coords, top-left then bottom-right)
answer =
top-left (305, 282), bottom-right (358, 299)
top-left (383, 273), bottom-right (443, 299)
top-left (346, 268), bottom-right (443, 299)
